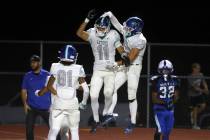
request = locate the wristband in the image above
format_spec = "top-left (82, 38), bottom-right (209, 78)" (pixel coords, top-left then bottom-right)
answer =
top-left (84, 18), bottom-right (90, 23)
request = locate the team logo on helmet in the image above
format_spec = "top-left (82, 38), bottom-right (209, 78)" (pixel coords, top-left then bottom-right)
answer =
top-left (123, 17), bottom-right (144, 37)
top-left (158, 60), bottom-right (174, 75)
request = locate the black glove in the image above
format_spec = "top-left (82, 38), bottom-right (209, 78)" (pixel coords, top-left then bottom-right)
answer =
top-left (87, 9), bottom-right (96, 20)
top-left (121, 52), bottom-right (130, 67)
top-left (122, 57), bottom-right (130, 67)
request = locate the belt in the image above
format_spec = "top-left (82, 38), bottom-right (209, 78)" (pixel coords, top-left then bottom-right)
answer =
top-left (131, 64), bottom-right (140, 65)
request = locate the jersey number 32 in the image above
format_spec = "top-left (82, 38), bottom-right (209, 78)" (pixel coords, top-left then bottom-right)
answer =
top-left (159, 86), bottom-right (175, 99)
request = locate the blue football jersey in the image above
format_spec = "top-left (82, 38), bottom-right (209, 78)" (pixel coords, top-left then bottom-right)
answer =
top-left (151, 75), bottom-right (179, 111)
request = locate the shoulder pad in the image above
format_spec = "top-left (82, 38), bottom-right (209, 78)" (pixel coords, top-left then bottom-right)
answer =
top-left (73, 64), bottom-right (82, 67)
top-left (171, 75), bottom-right (178, 78)
top-left (151, 75), bottom-right (159, 81)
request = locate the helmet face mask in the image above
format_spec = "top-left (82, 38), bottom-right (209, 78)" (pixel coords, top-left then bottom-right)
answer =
top-left (123, 22), bottom-right (134, 37)
top-left (95, 25), bottom-right (110, 37)
top-left (123, 17), bottom-right (144, 37)
top-left (158, 60), bottom-right (174, 75)
top-left (158, 68), bottom-right (172, 75)
top-left (95, 17), bottom-right (110, 38)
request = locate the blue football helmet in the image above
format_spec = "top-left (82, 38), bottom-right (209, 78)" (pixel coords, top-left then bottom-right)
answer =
top-left (158, 60), bottom-right (174, 75)
top-left (95, 16), bottom-right (111, 37)
top-left (59, 45), bottom-right (78, 62)
top-left (123, 17), bottom-right (144, 37)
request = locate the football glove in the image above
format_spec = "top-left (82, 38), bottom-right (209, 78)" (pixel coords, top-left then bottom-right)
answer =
top-left (87, 9), bottom-right (97, 20)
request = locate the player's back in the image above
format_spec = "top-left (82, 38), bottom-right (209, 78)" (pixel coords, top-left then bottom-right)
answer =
top-left (50, 62), bottom-right (85, 110)
top-left (151, 75), bottom-right (179, 111)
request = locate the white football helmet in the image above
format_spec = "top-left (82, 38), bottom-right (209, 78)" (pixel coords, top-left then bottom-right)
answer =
top-left (158, 60), bottom-right (174, 75)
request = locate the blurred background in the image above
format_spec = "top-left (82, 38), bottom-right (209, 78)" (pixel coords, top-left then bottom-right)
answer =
top-left (0, 3), bottom-right (210, 129)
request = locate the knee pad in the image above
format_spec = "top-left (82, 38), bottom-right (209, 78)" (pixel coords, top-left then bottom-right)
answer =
top-left (128, 99), bottom-right (136, 103)
top-left (68, 111), bottom-right (80, 129)
top-left (128, 86), bottom-right (137, 100)
top-left (104, 88), bottom-right (113, 99)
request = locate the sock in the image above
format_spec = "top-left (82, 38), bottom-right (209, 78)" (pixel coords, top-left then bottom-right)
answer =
top-left (107, 91), bottom-right (118, 115)
top-left (103, 96), bottom-right (112, 116)
top-left (70, 128), bottom-right (79, 140)
top-left (129, 99), bottom-right (137, 124)
top-left (154, 132), bottom-right (160, 140)
top-left (162, 134), bottom-right (169, 140)
top-left (91, 97), bottom-right (99, 122)
top-left (48, 128), bottom-right (60, 140)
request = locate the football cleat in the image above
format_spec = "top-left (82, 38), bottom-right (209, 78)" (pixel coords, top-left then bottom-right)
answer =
top-left (90, 121), bottom-right (100, 133)
top-left (101, 113), bottom-right (119, 126)
top-left (124, 123), bottom-right (135, 134)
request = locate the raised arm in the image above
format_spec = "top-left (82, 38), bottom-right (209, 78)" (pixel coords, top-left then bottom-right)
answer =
top-left (76, 9), bottom-right (96, 41)
top-left (101, 11), bottom-right (124, 34)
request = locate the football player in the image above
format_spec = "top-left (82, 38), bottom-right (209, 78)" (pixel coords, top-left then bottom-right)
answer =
top-left (101, 11), bottom-right (147, 133)
top-left (151, 60), bottom-right (179, 140)
top-left (37, 45), bottom-right (89, 140)
top-left (76, 10), bottom-right (125, 133)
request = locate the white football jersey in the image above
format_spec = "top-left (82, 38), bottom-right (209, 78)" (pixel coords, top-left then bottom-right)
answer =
top-left (87, 28), bottom-right (122, 71)
top-left (50, 63), bottom-right (85, 109)
top-left (124, 33), bottom-right (147, 65)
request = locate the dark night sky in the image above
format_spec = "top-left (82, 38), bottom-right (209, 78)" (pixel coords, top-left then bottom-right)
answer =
top-left (0, 3), bottom-right (210, 43)
top-left (0, 3), bottom-right (210, 75)
top-left (1, 1), bottom-right (210, 106)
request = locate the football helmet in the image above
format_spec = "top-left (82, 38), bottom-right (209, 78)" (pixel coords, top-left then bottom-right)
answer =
top-left (123, 17), bottom-right (144, 37)
top-left (95, 16), bottom-right (111, 37)
top-left (59, 45), bottom-right (78, 62)
top-left (158, 60), bottom-right (174, 75)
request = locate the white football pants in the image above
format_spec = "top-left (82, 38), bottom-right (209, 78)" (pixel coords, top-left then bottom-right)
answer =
top-left (48, 109), bottom-right (80, 140)
top-left (90, 70), bottom-right (115, 122)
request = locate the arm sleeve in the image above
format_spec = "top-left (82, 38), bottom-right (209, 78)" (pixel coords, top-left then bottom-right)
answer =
top-left (45, 76), bottom-right (50, 86)
top-left (109, 14), bottom-right (124, 34)
top-left (113, 31), bottom-right (122, 48)
top-left (79, 66), bottom-right (86, 77)
top-left (21, 74), bottom-right (28, 89)
top-left (50, 64), bottom-right (56, 76)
